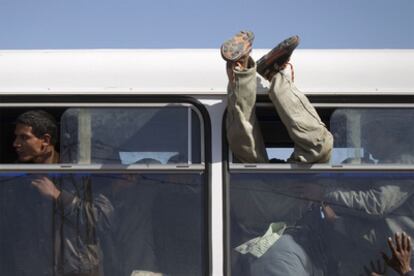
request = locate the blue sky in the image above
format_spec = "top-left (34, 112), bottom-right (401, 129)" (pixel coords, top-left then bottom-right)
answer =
top-left (0, 0), bottom-right (413, 49)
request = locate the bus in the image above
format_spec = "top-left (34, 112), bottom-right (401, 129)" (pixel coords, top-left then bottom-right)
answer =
top-left (0, 49), bottom-right (413, 276)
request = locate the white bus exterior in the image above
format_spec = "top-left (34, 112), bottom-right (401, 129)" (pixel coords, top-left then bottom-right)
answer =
top-left (0, 49), bottom-right (413, 276)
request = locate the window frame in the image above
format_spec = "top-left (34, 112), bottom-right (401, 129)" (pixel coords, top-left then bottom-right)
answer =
top-left (0, 101), bottom-right (206, 170)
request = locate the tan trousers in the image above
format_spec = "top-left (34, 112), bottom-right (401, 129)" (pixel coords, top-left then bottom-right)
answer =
top-left (226, 61), bottom-right (333, 163)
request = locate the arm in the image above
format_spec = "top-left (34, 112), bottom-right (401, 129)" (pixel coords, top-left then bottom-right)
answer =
top-left (57, 189), bottom-right (114, 232)
top-left (32, 176), bottom-right (114, 231)
top-left (324, 184), bottom-right (413, 218)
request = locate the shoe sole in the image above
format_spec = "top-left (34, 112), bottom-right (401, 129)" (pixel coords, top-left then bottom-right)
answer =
top-left (221, 31), bottom-right (255, 62)
top-left (256, 35), bottom-right (300, 79)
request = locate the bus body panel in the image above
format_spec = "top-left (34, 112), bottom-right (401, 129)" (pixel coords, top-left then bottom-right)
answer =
top-left (0, 49), bottom-right (413, 95)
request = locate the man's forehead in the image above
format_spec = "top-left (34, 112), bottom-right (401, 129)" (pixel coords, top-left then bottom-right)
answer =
top-left (15, 123), bottom-right (34, 134)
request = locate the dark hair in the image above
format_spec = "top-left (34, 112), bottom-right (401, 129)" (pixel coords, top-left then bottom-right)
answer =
top-left (16, 110), bottom-right (58, 145)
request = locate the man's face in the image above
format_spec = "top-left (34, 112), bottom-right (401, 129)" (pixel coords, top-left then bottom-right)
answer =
top-left (13, 123), bottom-right (47, 163)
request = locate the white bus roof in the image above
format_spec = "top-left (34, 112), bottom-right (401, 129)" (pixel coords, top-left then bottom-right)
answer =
top-left (0, 49), bottom-right (413, 95)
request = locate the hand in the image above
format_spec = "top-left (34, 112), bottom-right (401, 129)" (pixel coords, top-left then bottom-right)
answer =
top-left (321, 202), bottom-right (337, 221)
top-left (32, 176), bottom-right (61, 200)
top-left (382, 232), bottom-right (412, 275)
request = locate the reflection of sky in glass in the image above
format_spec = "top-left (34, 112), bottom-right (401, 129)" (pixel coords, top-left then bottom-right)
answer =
top-left (266, 148), bottom-right (293, 162)
top-left (330, 148), bottom-right (365, 165)
top-left (266, 148), bottom-right (364, 165)
top-left (119, 151), bottom-right (178, 165)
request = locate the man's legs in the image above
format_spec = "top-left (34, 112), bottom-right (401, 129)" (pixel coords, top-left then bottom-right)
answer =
top-left (222, 31), bottom-right (268, 163)
top-left (268, 69), bottom-right (333, 163)
top-left (223, 32), bottom-right (332, 164)
top-left (226, 60), bottom-right (269, 163)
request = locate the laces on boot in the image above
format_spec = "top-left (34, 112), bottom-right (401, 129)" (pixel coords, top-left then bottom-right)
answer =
top-left (272, 61), bottom-right (295, 82)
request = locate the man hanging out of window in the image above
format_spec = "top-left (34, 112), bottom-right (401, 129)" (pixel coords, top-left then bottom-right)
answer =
top-left (221, 31), bottom-right (333, 164)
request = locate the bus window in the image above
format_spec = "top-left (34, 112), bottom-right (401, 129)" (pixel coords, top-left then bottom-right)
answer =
top-left (0, 103), bottom-right (207, 276)
top-left (230, 107), bottom-right (414, 165)
top-left (330, 108), bottom-right (414, 165)
top-left (61, 106), bottom-right (202, 165)
top-left (228, 171), bottom-right (414, 276)
top-left (227, 106), bottom-right (414, 276)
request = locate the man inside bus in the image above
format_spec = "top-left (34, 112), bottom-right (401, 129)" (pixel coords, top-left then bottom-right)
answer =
top-left (1, 110), bottom-right (113, 276)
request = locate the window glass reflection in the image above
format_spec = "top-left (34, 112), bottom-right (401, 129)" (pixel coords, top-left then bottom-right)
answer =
top-left (330, 109), bottom-right (414, 165)
top-left (0, 172), bottom-right (205, 276)
top-left (61, 107), bottom-right (202, 165)
top-left (230, 172), bottom-right (414, 276)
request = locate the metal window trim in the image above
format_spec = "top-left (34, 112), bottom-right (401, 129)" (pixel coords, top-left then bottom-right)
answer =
top-left (229, 163), bottom-right (414, 173)
top-left (256, 102), bottom-right (414, 108)
top-left (0, 164), bottom-right (206, 173)
top-left (1, 102), bottom-right (206, 165)
top-left (1, 102), bottom-right (196, 107)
